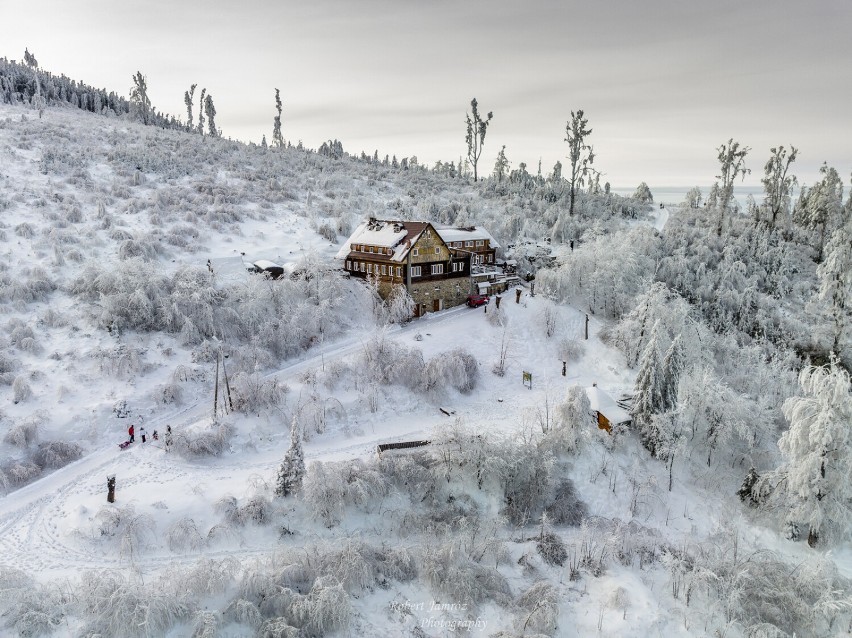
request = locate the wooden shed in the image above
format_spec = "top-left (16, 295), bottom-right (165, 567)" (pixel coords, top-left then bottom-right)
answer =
top-left (585, 385), bottom-right (632, 433)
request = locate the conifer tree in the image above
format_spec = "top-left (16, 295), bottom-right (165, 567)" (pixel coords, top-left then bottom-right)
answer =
top-left (197, 88), bottom-right (206, 135)
top-left (660, 334), bottom-right (685, 412)
top-left (632, 321), bottom-right (665, 456)
top-left (493, 145), bottom-right (509, 182)
top-left (817, 223), bottom-right (852, 354)
top-left (803, 164), bottom-right (844, 262)
top-left (275, 415), bottom-right (306, 497)
top-left (204, 93), bottom-right (217, 136)
top-left (272, 88), bottom-right (284, 148)
top-left (184, 84), bottom-right (196, 131)
top-left (129, 71), bottom-right (151, 125)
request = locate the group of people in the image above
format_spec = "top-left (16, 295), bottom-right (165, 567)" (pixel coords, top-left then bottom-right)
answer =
top-left (127, 424), bottom-right (172, 450)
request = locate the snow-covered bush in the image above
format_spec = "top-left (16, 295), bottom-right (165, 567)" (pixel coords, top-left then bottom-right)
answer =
top-left (172, 421), bottom-right (233, 458)
top-left (215, 494), bottom-right (274, 527)
top-left (78, 570), bottom-right (191, 638)
top-left (303, 461), bottom-right (346, 527)
top-left (422, 347), bottom-right (479, 394)
top-left (421, 543), bottom-right (511, 607)
top-left (3, 418), bottom-right (40, 447)
top-left (166, 516), bottom-right (205, 553)
top-left (536, 531), bottom-right (567, 566)
top-left (545, 479), bottom-right (587, 526)
top-left (12, 375), bottom-right (32, 403)
top-left (515, 581), bottom-right (559, 635)
top-left (3, 460), bottom-right (40, 486)
top-left (292, 576), bottom-right (352, 635)
top-left (31, 440), bottom-right (83, 469)
top-left (2, 582), bottom-right (66, 637)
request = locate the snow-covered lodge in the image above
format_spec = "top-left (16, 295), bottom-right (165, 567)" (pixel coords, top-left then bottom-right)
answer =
top-left (335, 218), bottom-right (503, 316)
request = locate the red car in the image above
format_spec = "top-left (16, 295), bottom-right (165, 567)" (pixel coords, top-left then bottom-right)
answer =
top-left (466, 294), bottom-right (489, 307)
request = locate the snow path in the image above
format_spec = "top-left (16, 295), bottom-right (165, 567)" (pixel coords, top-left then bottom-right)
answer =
top-left (653, 206), bottom-right (670, 231)
top-left (0, 306), bottom-right (472, 574)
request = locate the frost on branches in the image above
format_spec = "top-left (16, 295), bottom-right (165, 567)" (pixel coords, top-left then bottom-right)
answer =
top-left (778, 359), bottom-right (852, 546)
top-left (275, 415), bottom-right (306, 498)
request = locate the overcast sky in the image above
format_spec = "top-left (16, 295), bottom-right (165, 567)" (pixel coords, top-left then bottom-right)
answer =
top-left (4, 0), bottom-right (850, 188)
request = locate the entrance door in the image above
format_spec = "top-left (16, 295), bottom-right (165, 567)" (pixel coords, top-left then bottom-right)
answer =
top-left (433, 298), bottom-right (442, 312)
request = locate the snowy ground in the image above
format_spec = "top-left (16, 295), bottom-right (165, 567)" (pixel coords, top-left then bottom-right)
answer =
top-left (0, 102), bottom-right (848, 637)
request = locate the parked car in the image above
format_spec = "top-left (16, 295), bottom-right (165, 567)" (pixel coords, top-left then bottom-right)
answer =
top-left (248, 260), bottom-right (285, 279)
top-left (466, 294), bottom-right (489, 307)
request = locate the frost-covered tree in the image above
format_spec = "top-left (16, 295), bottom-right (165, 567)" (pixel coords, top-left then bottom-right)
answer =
top-left (564, 109), bottom-right (595, 216)
top-left (204, 93), bottom-right (217, 137)
top-left (275, 415), bottom-right (306, 497)
top-left (802, 164), bottom-right (844, 262)
top-left (660, 334), bottom-right (685, 412)
top-left (684, 186), bottom-right (702, 209)
top-left (818, 223), bottom-right (852, 354)
top-left (197, 87), bottom-right (206, 135)
top-left (465, 98), bottom-right (492, 182)
top-left (632, 321), bottom-right (665, 456)
top-left (384, 284), bottom-right (414, 325)
top-left (715, 139), bottom-right (750, 236)
top-left (272, 88), bottom-right (284, 148)
top-left (778, 360), bottom-right (852, 546)
top-left (129, 71), bottom-right (151, 125)
top-left (183, 83), bottom-right (196, 131)
top-left (493, 145), bottom-right (509, 182)
top-left (761, 145), bottom-right (798, 229)
top-left (633, 182), bottom-right (653, 203)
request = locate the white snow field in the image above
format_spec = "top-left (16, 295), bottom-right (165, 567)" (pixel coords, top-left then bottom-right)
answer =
top-left (0, 100), bottom-right (849, 637)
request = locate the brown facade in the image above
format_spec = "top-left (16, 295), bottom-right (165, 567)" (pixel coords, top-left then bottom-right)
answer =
top-left (341, 222), bottom-right (475, 316)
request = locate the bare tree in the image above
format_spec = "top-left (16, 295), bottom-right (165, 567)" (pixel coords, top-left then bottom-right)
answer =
top-left (761, 145), bottom-right (798, 229)
top-left (565, 109), bottom-right (595, 216)
top-left (465, 98), bottom-right (493, 182)
top-left (715, 139), bottom-right (750, 236)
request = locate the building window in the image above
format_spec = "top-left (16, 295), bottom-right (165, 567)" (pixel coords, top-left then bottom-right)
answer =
top-left (487, 255), bottom-right (492, 262)
top-left (465, 240), bottom-right (473, 247)
top-left (434, 247), bottom-right (440, 254)
top-left (411, 266), bottom-right (421, 277)
top-left (431, 264), bottom-right (444, 275)
top-left (346, 260), bottom-right (351, 270)
top-left (361, 262), bottom-right (366, 272)
top-left (381, 264), bottom-right (387, 275)
top-left (460, 262), bottom-right (465, 271)
top-left (396, 267), bottom-right (402, 277)
top-left (367, 263), bottom-right (373, 274)
top-left (452, 262), bottom-right (458, 272)
top-left (476, 240), bottom-right (484, 246)
top-left (369, 246), bottom-right (374, 253)
top-left (412, 248), bottom-right (419, 257)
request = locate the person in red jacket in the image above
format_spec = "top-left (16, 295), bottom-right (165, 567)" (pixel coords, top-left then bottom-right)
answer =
top-left (128, 424), bottom-right (135, 443)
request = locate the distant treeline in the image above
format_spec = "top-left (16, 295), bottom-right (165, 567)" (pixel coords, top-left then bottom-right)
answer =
top-left (0, 56), bottom-right (183, 130)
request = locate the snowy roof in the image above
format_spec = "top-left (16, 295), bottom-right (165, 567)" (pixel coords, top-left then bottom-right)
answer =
top-left (434, 224), bottom-right (501, 249)
top-left (335, 219), bottom-right (429, 262)
top-left (585, 386), bottom-right (632, 425)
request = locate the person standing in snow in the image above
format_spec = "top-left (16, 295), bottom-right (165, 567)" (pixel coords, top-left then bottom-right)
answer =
top-left (128, 425), bottom-right (135, 443)
top-left (140, 425), bottom-right (147, 443)
top-left (164, 425), bottom-right (172, 452)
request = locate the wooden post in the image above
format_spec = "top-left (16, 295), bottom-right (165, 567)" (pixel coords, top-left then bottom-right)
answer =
top-left (222, 354), bottom-right (233, 412)
top-left (107, 475), bottom-right (116, 503)
top-left (516, 288), bottom-right (521, 304)
top-left (213, 354), bottom-right (220, 417)
top-left (562, 361), bottom-right (567, 377)
top-left (585, 313), bottom-right (589, 340)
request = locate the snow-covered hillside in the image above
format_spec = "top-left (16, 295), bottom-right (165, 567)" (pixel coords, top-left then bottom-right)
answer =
top-left (0, 100), bottom-right (851, 638)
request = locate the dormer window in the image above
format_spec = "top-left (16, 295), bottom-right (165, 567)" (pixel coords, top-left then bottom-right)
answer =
top-left (369, 246), bottom-right (374, 253)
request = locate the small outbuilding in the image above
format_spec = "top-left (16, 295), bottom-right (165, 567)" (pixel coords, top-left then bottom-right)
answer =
top-left (585, 385), bottom-right (632, 433)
